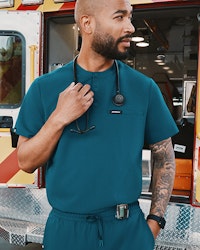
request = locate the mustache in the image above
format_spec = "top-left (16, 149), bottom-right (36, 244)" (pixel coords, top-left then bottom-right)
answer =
top-left (117, 34), bottom-right (134, 43)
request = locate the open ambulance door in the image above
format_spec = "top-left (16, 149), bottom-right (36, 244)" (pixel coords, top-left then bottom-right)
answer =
top-left (0, 11), bottom-right (43, 188)
top-left (192, 14), bottom-right (200, 206)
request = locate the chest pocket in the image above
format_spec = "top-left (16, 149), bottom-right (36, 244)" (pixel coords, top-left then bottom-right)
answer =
top-left (92, 107), bottom-right (145, 142)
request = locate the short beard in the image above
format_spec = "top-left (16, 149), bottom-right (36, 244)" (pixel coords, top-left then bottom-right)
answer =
top-left (91, 32), bottom-right (130, 60)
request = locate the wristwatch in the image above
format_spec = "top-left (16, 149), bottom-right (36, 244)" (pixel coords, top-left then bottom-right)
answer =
top-left (146, 214), bottom-right (166, 229)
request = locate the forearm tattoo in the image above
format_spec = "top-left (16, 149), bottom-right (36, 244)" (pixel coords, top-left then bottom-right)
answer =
top-left (149, 138), bottom-right (176, 217)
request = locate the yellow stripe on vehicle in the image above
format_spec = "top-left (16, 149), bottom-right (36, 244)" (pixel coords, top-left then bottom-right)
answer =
top-left (7, 170), bottom-right (35, 184)
top-left (0, 128), bottom-right (10, 133)
top-left (37, 0), bottom-right (63, 12)
top-left (0, 137), bottom-right (14, 163)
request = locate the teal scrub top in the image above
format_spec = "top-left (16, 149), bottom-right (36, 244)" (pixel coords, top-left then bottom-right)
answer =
top-left (15, 60), bottom-right (178, 213)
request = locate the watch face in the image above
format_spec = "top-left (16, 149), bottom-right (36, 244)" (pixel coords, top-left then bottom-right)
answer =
top-left (159, 217), bottom-right (166, 229)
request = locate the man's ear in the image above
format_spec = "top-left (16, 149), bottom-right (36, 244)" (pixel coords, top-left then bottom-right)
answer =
top-left (80, 15), bottom-right (94, 34)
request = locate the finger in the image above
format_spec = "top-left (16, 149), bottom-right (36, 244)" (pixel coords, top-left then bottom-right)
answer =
top-left (87, 97), bottom-right (94, 106)
top-left (63, 82), bottom-right (77, 93)
top-left (70, 82), bottom-right (75, 87)
top-left (73, 82), bottom-right (83, 91)
top-left (85, 90), bottom-right (94, 101)
top-left (79, 84), bottom-right (91, 96)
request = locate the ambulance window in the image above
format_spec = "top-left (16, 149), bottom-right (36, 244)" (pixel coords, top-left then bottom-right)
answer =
top-left (0, 32), bottom-right (25, 108)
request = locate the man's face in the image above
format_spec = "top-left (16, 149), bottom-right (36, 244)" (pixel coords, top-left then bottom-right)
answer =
top-left (91, 0), bottom-right (135, 60)
top-left (91, 30), bottom-right (132, 60)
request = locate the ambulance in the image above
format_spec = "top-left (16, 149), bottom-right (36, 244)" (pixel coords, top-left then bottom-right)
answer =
top-left (0, 0), bottom-right (199, 248)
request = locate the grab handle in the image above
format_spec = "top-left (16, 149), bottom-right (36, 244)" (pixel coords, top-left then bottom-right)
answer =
top-left (29, 45), bottom-right (38, 83)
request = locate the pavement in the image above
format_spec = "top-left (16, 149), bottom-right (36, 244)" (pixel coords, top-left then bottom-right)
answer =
top-left (0, 238), bottom-right (42, 250)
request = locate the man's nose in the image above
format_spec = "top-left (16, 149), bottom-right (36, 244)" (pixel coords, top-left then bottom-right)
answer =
top-left (125, 20), bottom-right (135, 34)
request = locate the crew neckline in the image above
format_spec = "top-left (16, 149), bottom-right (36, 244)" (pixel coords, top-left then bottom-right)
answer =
top-left (75, 60), bottom-right (116, 77)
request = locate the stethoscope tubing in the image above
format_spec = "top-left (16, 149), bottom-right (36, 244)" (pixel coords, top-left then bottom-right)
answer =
top-left (70, 56), bottom-right (125, 134)
top-left (73, 56), bottom-right (125, 106)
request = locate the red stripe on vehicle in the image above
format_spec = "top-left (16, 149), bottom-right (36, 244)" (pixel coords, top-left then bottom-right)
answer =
top-left (0, 150), bottom-right (20, 183)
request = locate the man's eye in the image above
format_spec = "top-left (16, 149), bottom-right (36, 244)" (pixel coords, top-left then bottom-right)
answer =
top-left (115, 16), bottom-right (123, 20)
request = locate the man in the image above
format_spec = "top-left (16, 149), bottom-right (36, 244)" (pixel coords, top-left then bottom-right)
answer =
top-left (15, 0), bottom-right (178, 249)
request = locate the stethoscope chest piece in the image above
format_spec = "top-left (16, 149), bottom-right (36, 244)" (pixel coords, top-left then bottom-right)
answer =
top-left (112, 60), bottom-right (125, 107)
top-left (113, 93), bottom-right (125, 106)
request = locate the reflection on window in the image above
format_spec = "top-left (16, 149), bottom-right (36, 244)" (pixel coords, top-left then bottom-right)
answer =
top-left (142, 149), bottom-right (152, 193)
top-left (0, 33), bottom-right (24, 108)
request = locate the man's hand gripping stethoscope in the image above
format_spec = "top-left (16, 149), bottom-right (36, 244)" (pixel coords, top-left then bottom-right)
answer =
top-left (54, 82), bottom-right (94, 127)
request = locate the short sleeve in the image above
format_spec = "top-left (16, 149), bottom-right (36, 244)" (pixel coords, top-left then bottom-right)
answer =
top-left (145, 79), bottom-right (178, 144)
top-left (15, 79), bottom-right (45, 138)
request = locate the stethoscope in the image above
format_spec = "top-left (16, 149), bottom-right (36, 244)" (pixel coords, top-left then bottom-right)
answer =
top-left (70, 56), bottom-right (125, 134)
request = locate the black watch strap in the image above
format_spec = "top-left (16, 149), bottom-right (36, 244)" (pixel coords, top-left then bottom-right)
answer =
top-left (147, 214), bottom-right (166, 229)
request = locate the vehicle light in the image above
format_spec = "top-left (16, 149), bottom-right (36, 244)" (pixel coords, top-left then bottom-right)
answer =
top-left (22, 0), bottom-right (43, 5)
top-left (0, 0), bottom-right (13, 8)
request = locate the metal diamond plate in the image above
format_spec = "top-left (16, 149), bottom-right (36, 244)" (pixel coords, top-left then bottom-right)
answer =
top-left (0, 189), bottom-right (200, 248)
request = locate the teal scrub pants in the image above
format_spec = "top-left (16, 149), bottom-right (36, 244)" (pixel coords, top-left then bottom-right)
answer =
top-left (43, 203), bottom-right (155, 250)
